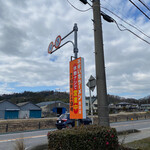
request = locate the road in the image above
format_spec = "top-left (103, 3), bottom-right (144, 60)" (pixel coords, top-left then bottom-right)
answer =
top-left (111, 119), bottom-right (150, 132)
top-left (0, 129), bottom-right (54, 150)
top-left (0, 119), bottom-right (150, 150)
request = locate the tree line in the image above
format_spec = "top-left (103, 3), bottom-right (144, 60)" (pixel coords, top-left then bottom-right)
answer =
top-left (0, 91), bottom-right (149, 105)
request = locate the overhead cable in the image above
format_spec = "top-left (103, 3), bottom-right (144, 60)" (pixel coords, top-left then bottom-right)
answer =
top-left (102, 0), bottom-right (149, 38)
top-left (114, 21), bottom-right (150, 45)
top-left (66, 0), bottom-right (92, 12)
top-left (138, 0), bottom-right (150, 11)
top-left (101, 6), bottom-right (150, 39)
top-left (101, 11), bottom-right (150, 45)
top-left (129, 0), bottom-right (150, 20)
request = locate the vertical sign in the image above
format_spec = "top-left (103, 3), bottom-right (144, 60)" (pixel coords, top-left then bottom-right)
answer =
top-left (70, 57), bottom-right (86, 119)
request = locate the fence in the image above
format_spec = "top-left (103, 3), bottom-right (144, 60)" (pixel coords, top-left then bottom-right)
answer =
top-left (93, 112), bottom-right (150, 124)
top-left (0, 113), bottom-right (150, 133)
top-left (0, 118), bottom-right (56, 133)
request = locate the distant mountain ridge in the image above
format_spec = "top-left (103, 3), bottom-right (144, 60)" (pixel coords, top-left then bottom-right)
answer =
top-left (0, 91), bottom-right (149, 105)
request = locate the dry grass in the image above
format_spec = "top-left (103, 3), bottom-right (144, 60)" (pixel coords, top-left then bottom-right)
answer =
top-left (0, 118), bottom-right (57, 133)
top-left (124, 137), bottom-right (150, 150)
top-left (13, 139), bottom-right (25, 150)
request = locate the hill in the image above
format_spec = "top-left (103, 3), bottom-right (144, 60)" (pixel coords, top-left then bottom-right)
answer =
top-left (0, 91), bottom-right (150, 105)
top-left (0, 91), bottom-right (69, 104)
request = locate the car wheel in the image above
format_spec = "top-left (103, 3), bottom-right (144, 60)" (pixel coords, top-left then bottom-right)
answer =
top-left (66, 124), bottom-right (72, 128)
top-left (89, 122), bottom-right (92, 125)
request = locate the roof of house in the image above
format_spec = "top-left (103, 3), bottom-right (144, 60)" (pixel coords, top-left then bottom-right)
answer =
top-left (0, 100), bottom-right (20, 110)
top-left (141, 104), bottom-right (150, 106)
top-left (17, 102), bottom-right (29, 106)
top-left (17, 101), bottom-right (41, 110)
top-left (37, 101), bottom-right (69, 107)
top-left (116, 102), bottom-right (130, 105)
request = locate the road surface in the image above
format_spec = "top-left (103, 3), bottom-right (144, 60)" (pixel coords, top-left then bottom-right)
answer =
top-left (0, 119), bottom-right (150, 150)
top-left (111, 119), bottom-right (150, 131)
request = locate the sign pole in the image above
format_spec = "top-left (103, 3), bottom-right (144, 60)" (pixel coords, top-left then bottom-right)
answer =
top-left (73, 23), bottom-right (79, 127)
top-left (86, 75), bottom-right (96, 124)
top-left (73, 23), bottom-right (78, 59)
top-left (89, 88), bottom-right (93, 124)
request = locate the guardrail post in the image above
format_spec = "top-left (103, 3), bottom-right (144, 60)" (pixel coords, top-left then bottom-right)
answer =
top-left (6, 124), bottom-right (8, 132)
top-left (39, 122), bottom-right (41, 129)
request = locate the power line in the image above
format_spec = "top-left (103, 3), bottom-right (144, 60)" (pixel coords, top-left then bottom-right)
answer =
top-left (66, 0), bottom-right (92, 12)
top-left (101, 6), bottom-right (150, 39)
top-left (114, 21), bottom-right (150, 45)
top-left (101, 11), bottom-right (150, 45)
top-left (138, 0), bottom-right (150, 11)
top-left (129, 0), bottom-right (150, 20)
top-left (102, 0), bottom-right (150, 38)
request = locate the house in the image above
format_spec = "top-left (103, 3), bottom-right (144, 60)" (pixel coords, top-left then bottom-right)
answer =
top-left (17, 102), bottom-right (41, 119)
top-left (116, 102), bottom-right (139, 110)
top-left (140, 104), bottom-right (150, 111)
top-left (115, 102), bottom-right (131, 109)
top-left (0, 100), bottom-right (20, 119)
top-left (86, 98), bottom-right (139, 113)
top-left (37, 101), bottom-right (69, 117)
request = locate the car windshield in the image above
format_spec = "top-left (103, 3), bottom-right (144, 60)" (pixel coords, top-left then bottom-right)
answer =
top-left (59, 113), bottom-right (69, 120)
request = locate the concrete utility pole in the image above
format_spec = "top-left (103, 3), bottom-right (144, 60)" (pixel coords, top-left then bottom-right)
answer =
top-left (92, 0), bottom-right (110, 126)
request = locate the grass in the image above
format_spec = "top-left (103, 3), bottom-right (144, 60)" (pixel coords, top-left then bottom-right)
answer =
top-left (124, 137), bottom-right (150, 150)
top-left (13, 139), bottom-right (25, 150)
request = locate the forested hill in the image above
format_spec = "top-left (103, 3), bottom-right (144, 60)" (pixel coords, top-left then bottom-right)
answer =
top-left (0, 91), bottom-right (69, 104)
top-left (0, 90), bottom-right (150, 105)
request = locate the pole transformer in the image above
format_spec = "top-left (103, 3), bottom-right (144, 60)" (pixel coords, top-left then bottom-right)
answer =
top-left (93, 0), bottom-right (109, 126)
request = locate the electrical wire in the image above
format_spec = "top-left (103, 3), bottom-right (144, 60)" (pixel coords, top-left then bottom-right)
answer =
top-left (138, 0), bottom-right (150, 11)
top-left (102, 0), bottom-right (150, 40)
top-left (101, 9), bottom-right (150, 44)
top-left (66, 0), bottom-right (92, 12)
top-left (129, 0), bottom-right (150, 20)
top-left (113, 21), bottom-right (150, 45)
top-left (101, 6), bottom-right (150, 39)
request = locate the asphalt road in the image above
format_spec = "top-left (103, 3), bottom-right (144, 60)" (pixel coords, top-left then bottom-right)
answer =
top-left (111, 119), bottom-right (150, 131)
top-left (0, 119), bottom-right (150, 150)
top-left (0, 129), bottom-right (55, 150)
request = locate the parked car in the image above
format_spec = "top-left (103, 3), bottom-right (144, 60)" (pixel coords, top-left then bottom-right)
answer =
top-left (56, 113), bottom-right (92, 130)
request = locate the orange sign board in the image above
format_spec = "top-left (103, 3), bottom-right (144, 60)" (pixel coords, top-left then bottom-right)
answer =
top-left (69, 57), bottom-right (86, 119)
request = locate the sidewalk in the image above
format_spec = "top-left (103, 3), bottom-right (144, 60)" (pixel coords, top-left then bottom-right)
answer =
top-left (118, 128), bottom-right (150, 144)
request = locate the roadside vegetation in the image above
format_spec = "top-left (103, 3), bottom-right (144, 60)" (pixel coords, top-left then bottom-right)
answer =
top-left (124, 137), bottom-right (150, 150)
top-left (1, 90), bottom-right (150, 105)
top-left (14, 139), bottom-right (25, 150)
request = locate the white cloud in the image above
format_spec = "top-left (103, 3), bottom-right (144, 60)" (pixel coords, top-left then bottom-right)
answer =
top-left (0, 0), bottom-right (150, 98)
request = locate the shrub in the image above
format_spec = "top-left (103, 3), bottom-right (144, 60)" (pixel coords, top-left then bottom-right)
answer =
top-left (47, 125), bottom-right (119, 150)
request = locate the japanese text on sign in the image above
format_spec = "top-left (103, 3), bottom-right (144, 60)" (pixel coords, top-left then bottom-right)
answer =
top-left (69, 57), bottom-right (86, 119)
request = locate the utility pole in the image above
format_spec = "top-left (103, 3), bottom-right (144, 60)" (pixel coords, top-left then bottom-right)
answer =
top-left (92, 0), bottom-right (109, 127)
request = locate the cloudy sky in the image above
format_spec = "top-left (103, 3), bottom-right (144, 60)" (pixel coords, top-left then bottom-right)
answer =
top-left (0, 0), bottom-right (150, 99)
